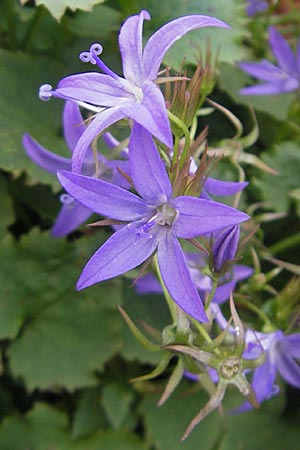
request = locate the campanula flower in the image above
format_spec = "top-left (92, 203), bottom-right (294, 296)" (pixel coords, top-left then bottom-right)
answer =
top-left (23, 101), bottom-right (129, 236)
top-left (57, 124), bottom-right (249, 321)
top-left (239, 26), bottom-right (300, 95)
top-left (40, 10), bottom-right (229, 173)
top-left (246, 0), bottom-right (268, 17)
top-left (238, 330), bottom-right (300, 411)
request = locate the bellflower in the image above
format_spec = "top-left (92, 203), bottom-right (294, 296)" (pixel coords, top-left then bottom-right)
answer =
top-left (238, 330), bottom-right (300, 411)
top-left (23, 101), bottom-right (129, 236)
top-left (246, 0), bottom-right (268, 17)
top-left (57, 124), bottom-right (249, 321)
top-left (239, 26), bottom-right (300, 95)
top-left (40, 10), bottom-right (229, 173)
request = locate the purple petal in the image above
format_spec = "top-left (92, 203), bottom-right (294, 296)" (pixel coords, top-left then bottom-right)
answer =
top-left (77, 223), bottom-right (159, 289)
top-left (212, 225), bottom-right (240, 272)
top-left (239, 60), bottom-right (287, 82)
top-left (172, 197), bottom-right (249, 238)
top-left (129, 124), bottom-right (172, 202)
top-left (119, 10), bottom-right (150, 86)
top-left (275, 350), bottom-right (300, 387)
top-left (281, 334), bottom-right (300, 359)
top-left (71, 106), bottom-right (125, 173)
top-left (157, 231), bottom-right (208, 322)
top-left (57, 170), bottom-right (148, 220)
top-left (269, 26), bottom-right (298, 76)
top-left (240, 78), bottom-right (298, 95)
top-left (135, 273), bottom-right (162, 294)
top-left (51, 199), bottom-right (92, 237)
top-left (204, 177), bottom-right (248, 196)
top-left (56, 73), bottom-right (134, 107)
top-left (143, 15), bottom-right (230, 81)
top-left (122, 81), bottom-right (173, 148)
top-left (22, 133), bottom-right (71, 174)
top-left (63, 101), bottom-right (86, 153)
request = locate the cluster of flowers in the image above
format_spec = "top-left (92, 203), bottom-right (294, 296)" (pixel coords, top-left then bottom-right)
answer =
top-left (24, 10), bottom-right (300, 440)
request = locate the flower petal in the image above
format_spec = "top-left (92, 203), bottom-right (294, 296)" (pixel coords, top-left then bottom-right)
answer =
top-left (269, 26), bottom-right (298, 76)
top-left (240, 78), bottom-right (298, 95)
top-left (143, 15), bottom-right (229, 81)
top-left (204, 177), bottom-right (248, 196)
top-left (129, 124), bottom-right (172, 202)
top-left (239, 60), bottom-right (287, 82)
top-left (122, 81), bottom-right (172, 148)
top-left (172, 197), bottom-right (249, 238)
top-left (71, 106), bottom-right (125, 173)
top-left (119, 10), bottom-right (150, 86)
top-left (57, 73), bottom-right (134, 107)
top-left (57, 170), bottom-right (148, 220)
top-left (22, 133), bottom-right (71, 174)
top-left (77, 223), bottom-right (159, 289)
top-left (51, 199), bottom-right (92, 237)
top-left (157, 231), bottom-right (208, 322)
top-left (281, 334), bottom-right (300, 359)
top-left (63, 101), bottom-right (87, 153)
top-left (275, 349), bottom-right (300, 387)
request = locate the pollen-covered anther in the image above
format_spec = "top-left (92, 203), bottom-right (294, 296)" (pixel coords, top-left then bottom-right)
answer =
top-left (220, 357), bottom-right (241, 379)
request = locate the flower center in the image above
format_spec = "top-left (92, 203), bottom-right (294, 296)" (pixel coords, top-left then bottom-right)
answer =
top-left (220, 357), bottom-right (241, 379)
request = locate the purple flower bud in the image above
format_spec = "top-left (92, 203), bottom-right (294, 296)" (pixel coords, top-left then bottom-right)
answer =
top-left (212, 224), bottom-right (240, 273)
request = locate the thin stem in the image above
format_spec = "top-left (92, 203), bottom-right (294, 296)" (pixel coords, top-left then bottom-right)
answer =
top-left (167, 111), bottom-right (190, 170)
top-left (153, 255), bottom-right (177, 324)
top-left (237, 297), bottom-right (273, 326)
top-left (269, 233), bottom-right (300, 255)
top-left (205, 278), bottom-right (219, 310)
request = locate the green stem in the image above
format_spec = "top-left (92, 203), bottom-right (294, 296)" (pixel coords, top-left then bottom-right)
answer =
top-left (269, 233), bottom-right (300, 255)
top-left (205, 278), bottom-right (218, 310)
top-left (167, 111), bottom-right (190, 170)
top-left (237, 297), bottom-right (273, 326)
top-left (154, 255), bottom-right (177, 324)
top-left (22, 6), bottom-right (46, 52)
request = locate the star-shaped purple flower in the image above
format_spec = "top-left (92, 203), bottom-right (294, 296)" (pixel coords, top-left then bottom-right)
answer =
top-left (57, 124), bottom-right (249, 321)
top-left (40, 10), bottom-right (229, 173)
top-left (238, 329), bottom-right (300, 411)
top-left (23, 101), bottom-right (129, 237)
top-left (246, 0), bottom-right (268, 17)
top-left (239, 26), bottom-right (300, 95)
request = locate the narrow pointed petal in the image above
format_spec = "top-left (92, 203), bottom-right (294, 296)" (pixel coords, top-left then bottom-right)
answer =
top-left (204, 177), bottom-right (248, 196)
top-left (51, 200), bottom-right (92, 237)
top-left (282, 334), bottom-right (300, 358)
top-left (119, 10), bottom-right (150, 85)
top-left (157, 231), bottom-right (208, 322)
top-left (77, 223), bottom-right (159, 289)
top-left (172, 197), bottom-right (249, 238)
top-left (23, 133), bottom-right (71, 174)
top-left (275, 351), bottom-right (300, 387)
top-left (122, 81), bottom-right (172, 148)
top-left (239, 60), bottom-right (287, 82)
top-left (71, 106), bottom-right (125, 173)
top-left (143, 15), bottom-right (229, 81)
top-left (63, 101), bottom-right (87, 153)
top-left (240, 79), bottom-right (298, 95)
top-left (56, 73), bottom-right (134, 107)
top-left (129, 124), bottom-right (172, 202)
top-left (269, 26), bottom-right (298, 75)
top-left (57, 170), bottom-right (148, 220)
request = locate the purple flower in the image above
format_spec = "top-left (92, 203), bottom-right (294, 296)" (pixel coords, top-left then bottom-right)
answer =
top-left (239, 26), bottom-right (300, 95)
top-left (212, 225), bottom-right (240, 272)
top-left (239, 330), bottom-right (300, 410)
top-left (246, 0), bottom-right (268, 17)
top-left (23, 101), bottom-right (129, 237)
top-left (40, 10), bottom-right (229, 173)
top-left (57, 124), bottom-right (249, 321)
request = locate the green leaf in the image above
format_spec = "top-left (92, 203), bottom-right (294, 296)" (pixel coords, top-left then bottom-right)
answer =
top-left (71, 388), bottom-right (105, 439)
top-left (0, 50), bottom-right (66, 188)
top-left (21, 0), bottom-right (106, 21)
top-left (0, 403), bottom-right (148, 450)
top-left (64, 4), bottom-right (122, 38)
top-left (0, 173), bottom-right (14, 239)
top-left (254, 142), bottom-right (300, 213)
top-left (101, 382), bottom-right (134, 429)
